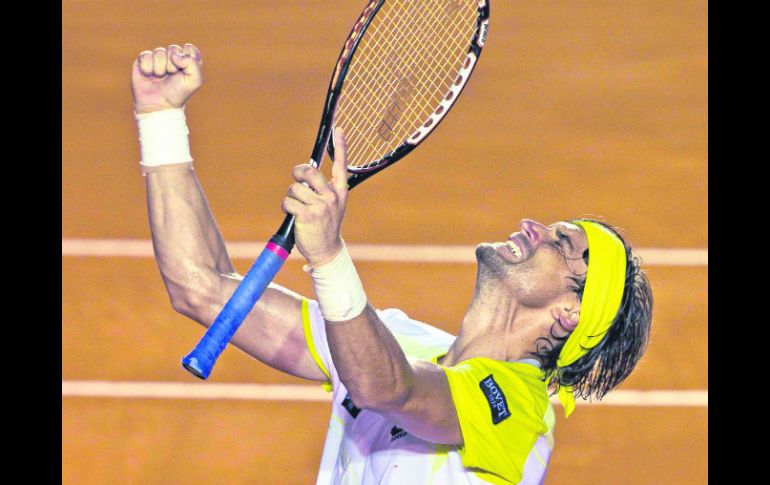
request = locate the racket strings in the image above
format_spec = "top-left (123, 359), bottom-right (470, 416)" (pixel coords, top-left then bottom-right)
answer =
top-left (335, 0), bottom-right (479, 169)
top-left (396, 3), bottom-right (474, 106)
top-left (343, 1), bottom-right (471, 164)
top-left (342, 7), bottom-right (426, 151)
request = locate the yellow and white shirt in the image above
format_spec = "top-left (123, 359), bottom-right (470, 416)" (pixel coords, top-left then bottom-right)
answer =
top-left (302, 299), bottom-right (556, 485)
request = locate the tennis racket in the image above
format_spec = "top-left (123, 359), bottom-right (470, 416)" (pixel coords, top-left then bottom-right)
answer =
top-left (182, 0), bottom-right (491, 379)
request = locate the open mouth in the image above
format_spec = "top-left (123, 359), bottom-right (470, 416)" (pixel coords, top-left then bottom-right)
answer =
top-left (491, 233), bottom-right (525, 262)
top-left (506, 238), bottom-right (523, 258)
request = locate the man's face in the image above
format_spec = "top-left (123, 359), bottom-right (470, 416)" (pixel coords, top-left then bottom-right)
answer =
top-left (476, 219), bottom-right (589, 313)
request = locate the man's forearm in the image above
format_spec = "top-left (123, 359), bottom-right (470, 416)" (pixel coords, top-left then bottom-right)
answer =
top-left (325, 305), bottom-right (415, 410)
top-left (146, 166), bottom-right (235, 320)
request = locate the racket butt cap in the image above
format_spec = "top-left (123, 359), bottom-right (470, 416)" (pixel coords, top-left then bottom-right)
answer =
top-left (181, 356), bottom-right (210, 380)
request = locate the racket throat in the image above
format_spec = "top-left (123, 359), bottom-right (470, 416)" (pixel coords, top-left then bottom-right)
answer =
top-left (272, 213), bottom-right (297, 251)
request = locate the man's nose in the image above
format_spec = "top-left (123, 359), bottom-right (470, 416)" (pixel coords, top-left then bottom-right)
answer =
top-left (519, 219), bottom-right (546, 245)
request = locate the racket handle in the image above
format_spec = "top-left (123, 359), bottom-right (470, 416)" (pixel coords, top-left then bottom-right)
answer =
top-left (181, 237), bottom-right (291, 379)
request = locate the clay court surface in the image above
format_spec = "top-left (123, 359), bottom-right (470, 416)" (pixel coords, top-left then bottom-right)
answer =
top-left (62, 1), bottom-right (707, 483)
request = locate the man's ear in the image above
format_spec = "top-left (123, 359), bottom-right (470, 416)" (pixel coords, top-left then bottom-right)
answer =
top-left (552, 297), bottom-right (580, 335)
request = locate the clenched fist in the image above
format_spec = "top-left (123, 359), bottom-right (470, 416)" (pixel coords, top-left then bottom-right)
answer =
top-left (131, 43), bottom-right (203, 114)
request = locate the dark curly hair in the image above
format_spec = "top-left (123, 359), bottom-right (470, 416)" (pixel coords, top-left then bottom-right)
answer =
top-left (531, 219), bottom-right (653, 401)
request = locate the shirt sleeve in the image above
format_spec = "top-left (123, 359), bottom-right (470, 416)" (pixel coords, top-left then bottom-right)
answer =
top-left (301, 298), bottom-right (334, 392)
top-left (443, 357), bottom-right (550, 484)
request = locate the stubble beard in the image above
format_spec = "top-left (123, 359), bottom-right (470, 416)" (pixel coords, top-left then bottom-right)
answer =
top-left (474, 244), bottom-right (535, 301)
top-left (475, 244), bottom-right (513, 281)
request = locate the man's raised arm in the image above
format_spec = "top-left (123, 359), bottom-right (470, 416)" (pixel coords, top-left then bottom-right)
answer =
top-left (132, 43), bottom-right (326, 382)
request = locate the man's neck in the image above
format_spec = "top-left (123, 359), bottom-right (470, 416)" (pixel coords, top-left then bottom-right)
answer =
top-left (439, 288), bottom-right (542, 367)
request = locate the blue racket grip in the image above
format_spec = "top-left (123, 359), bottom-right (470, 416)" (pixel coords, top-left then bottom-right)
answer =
top-left (181, 241), bottom-right (290, 379)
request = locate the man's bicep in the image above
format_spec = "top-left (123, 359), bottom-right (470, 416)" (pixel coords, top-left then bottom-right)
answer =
top-left (383, 360), bottom-right (463, 446)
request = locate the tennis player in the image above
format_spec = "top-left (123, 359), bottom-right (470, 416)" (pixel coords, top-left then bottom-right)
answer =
top-left (132, 44), bottom-right (653, 485)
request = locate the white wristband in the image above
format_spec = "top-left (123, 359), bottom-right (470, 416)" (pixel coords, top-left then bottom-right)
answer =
top-left (135, 108), bottom-right (193, 171)
top-left (310, 244), bottom-right (368, 322)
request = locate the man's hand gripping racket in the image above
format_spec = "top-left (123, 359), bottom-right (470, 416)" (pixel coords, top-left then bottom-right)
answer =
top-left (182, 0), bottom-right (491, 379)
top-left (283, 129), bottom-right (351, 271)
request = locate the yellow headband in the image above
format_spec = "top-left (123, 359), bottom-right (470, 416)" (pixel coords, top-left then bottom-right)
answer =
top-left (554, 220), bottom-right (627, 417)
